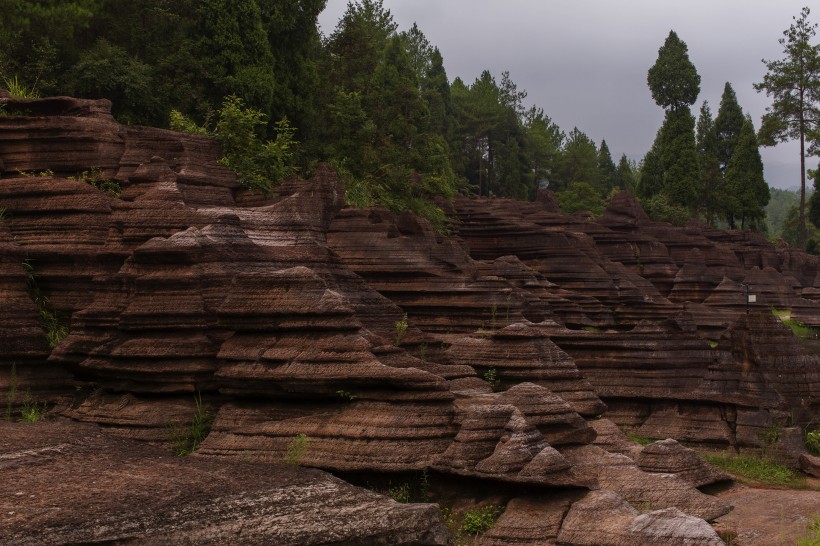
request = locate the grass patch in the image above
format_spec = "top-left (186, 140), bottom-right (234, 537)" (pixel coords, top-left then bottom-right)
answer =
top-left (394, 313), bottom-right (408, 346)
top-left (626, 433), bottom-right (654, 446)
top-left (441, 504), bottom-right (503, 543)
top-left (18, 394), bottom-right (48, 423)
top-left (285, 433), bottom-right (310, 465)
top-left (783, 318), bottom-right (820, 339)
top-left (703, 453), bottom-right (806, 488)
top-left (2, 75), bottom-right (40, 99)
top-left (169, 392), bottom-right (213, 456)
top-left (797, 515), bottom-right (820, 546)
top-left (68, 167), bottom-right (122, 197)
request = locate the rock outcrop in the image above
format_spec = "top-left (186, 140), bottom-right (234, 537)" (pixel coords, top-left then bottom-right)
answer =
top-left (5, 93), bottom-right (820, 544)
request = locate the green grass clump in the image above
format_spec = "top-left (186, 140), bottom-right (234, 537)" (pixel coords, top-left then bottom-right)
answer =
top-left (797, 515), bottom-right (820, 546)
top-left (18, 395), bottom-right (48, 423)
top-left (703, 453), bottom-right (805, 488)
top-left (806, 430), bottom-right (820, 457)
top-left (394, 313), bottom-right (408, 346)
top-left (285, 433), bottom-right (310, 465)
top-left (460, 505), bottom-right (502, 536)
top-left (626, 433), bottom-right (654, 446)
top-left (783, 318), bottom-right (820, 339)
top-left (169, 392), bottom-right (213, 456)
top-left (2, 75), bottom-right (40, 99)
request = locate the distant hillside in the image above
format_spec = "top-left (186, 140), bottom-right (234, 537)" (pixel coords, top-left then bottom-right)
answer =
top-left (766, 187), bottom-right (806, 238)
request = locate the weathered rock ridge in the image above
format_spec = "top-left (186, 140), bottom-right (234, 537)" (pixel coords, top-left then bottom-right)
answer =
top-left (2, 94), bottom-right (819, 544)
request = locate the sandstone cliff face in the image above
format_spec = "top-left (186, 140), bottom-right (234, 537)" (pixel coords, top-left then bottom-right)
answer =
top-left (2, 94), bottom-right (818, 544)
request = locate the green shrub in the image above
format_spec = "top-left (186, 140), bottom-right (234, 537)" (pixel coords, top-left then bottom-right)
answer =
top-left (169, 110), bottom-right (209, 135)
top-left (395, 313), bottom-right (408, 346)
top-left (286, 433), bottom-right (310, 465)
top-left (69, 167), bottom-right (122, 197)
top-left (18, 393), bottom-right (48, 423)
top-left (214, 95), bottom-right (297, 195)
top-left (806, 430), bottom-right (820, 456)
top-left (460, 505), bottom-right (502, 536)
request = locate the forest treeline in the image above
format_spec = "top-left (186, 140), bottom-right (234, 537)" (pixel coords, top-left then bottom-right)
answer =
top-left (1, 1), bottom-right (818, 242)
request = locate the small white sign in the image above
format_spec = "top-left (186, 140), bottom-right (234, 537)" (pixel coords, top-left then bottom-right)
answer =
top-left (748, 294), bottom-right (757, 303)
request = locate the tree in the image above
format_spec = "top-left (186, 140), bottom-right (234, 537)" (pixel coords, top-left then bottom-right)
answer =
top-left (714, 82), bottom-right (746, 172)
top-left (696, 101), bottom-right (724, 225)
top-left (724, 117), bottom-right (770, 229)
top-left (597, 139), bottom-right (617, 195)
top-left (642, 31), bottom-right (701, 212)
top-left (647, 30), bottom-right (701, 111)
top-left (614, 154), bottom-right (637, 193)
top-left (755, 6), bottom-right (820, 248)
top-left (552, 128), bottom-right (599, 193)
top-left (557, 181), bottom-right (605, 216)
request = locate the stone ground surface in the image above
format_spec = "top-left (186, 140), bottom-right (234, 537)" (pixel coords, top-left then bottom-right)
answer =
top-left (713, 481), bottom-right (820, 545)
top-left (0, 419), bottom-right (450, 546)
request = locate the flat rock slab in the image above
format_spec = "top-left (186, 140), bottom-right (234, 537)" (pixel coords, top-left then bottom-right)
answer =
top-left (713, 483), bottom-right (820, 545)
top-left (0, 419), bottom-right (450, 545)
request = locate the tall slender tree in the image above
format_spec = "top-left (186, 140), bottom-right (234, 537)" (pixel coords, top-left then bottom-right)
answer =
top-left (755, 6), bottom-right (820, 248)
top-left (725, 117), bottom-right (770, 229)
top-left (696, 101), bottom-right (723, 225)
top-left (714, 82), bottom-right (746, 172)
top-left (643, 30), bottom-right (701, 211)
top-left (597, 139), bottom-right (617, 195)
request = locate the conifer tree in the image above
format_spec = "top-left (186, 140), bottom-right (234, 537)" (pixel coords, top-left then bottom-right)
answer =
top-left (696, 101), bottom-right (724, 225)
top-left (714, 82), bottom-right (746, 172)
top-left (755, 6), bottom-right (820, 248)
top-left (647, 30), bottom-right (701, 111)
top-left (724, 117), bottom-right (770, 229)
top-left (597, 140), bottom-right (617, 195)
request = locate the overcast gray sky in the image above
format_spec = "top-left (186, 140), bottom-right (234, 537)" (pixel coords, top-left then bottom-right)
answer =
top-left (319, 1), bottom-right (818, 190)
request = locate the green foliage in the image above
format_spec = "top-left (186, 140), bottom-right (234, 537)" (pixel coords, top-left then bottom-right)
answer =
top-left (797, 515), bottom-right (820, 546)
top-left (460, 505), bottom-right (502, 536)
top-left (169, 392), bottom-right (213, 456)
top-left (724, 118), bottom-right (769, 229)
top-left (782, 318), bottom-right (820, 339)
top-left (767, 187), bottom-right (802, 237)
top-left (553, 128), bottom-right (600, 193)
top-left (626, 433), bottom-right (654, 446)
top-left (286, 433), bottom-right (310, 465)
top-left (18, 393), bottom-right (48, 423)
top-left (703, 453), bottom-right (805, 487)
top-left (641, 193), bottom-right (691, 226)
top-left (2, 74), bottom-right (40, 98)
top-left (557, 181), bottom-right (606, 216)
top-left (70, 167), bottom-right (122, 197)
top-left (714, 82), bottom-right (746, 172)
top-left (336, 389), bottom-right (356, 402)
top-left (169, 110), bottom-right (209, 135)
top-left (23, 259), bottom-right (69, 348)
top-left (755, 6), bottom-right (820, 248)
top-left (394, 313), bottom-right (408, 346)
top-left (806, 430), bottom-right (820, 456)
top-left (215, 95), bottom-right (298, 194)
top-left (483, 368), bottom-right (500, 391)
top-left (64, 38), bottom-right (156, 125)
top-left (647, 30), bottom-right (701, 111)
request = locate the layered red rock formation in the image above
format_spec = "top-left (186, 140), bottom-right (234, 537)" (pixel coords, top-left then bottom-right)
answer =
top-left (6, 93), bottom-right (820, 544)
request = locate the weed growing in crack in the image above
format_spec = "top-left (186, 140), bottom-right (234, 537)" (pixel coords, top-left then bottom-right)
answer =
top-left (169, 392), bottom-right (213, 456)
top-left (286, 433), bottom-right (310, 465)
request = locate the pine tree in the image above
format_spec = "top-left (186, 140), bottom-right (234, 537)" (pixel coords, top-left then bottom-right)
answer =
top-left (755, 6), bottom-right (820, 247)
top-left (553, 128), bottom-right (600, 193)
top-left (696, 101), bottom-right (724, 225)
top-left (714, 82), bottom-right (745, 172)
top-left (597, 140), bottom-right (617, 195)
top-left (724, 117), bottom-right (770, 229)
top-left (614, 154), bottom-right (637, 193)
top-left (647, 30), bottom-right (701, 111)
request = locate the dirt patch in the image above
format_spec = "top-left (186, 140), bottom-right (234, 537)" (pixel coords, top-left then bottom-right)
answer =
top-left (712, 482), bottom-right (820, 545)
